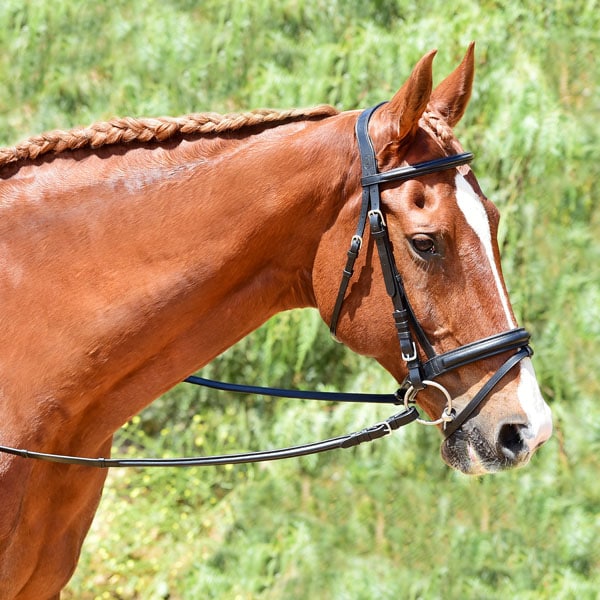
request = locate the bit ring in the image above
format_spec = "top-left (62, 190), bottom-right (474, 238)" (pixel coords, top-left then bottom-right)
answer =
top-left (403, 380), bottom-right (455, 427)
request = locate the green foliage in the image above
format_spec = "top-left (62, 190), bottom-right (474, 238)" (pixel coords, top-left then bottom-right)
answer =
top-left (1, 0), bottom-right (598, 598)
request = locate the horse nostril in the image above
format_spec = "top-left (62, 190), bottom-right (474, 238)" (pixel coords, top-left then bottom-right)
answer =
top-left (497, 423), bottom-right (527, 461)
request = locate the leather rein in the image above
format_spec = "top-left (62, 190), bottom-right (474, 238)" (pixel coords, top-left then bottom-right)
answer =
top-left (0, 103), bottom-right (532, 468)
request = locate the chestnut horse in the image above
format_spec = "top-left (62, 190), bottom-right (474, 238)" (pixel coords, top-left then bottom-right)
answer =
top-left (0, 46), bottom-right (551, 599)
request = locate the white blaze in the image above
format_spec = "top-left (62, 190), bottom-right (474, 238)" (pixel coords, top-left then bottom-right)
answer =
top-left (454, 174), bottom-right (515, 328)
top-left (454, 174), bottom-right (552, 447)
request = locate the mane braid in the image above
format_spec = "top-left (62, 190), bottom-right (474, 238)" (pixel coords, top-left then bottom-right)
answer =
top-left (421, 110), bottom-right (457, 146)
top-left (0, 104), bottom-right (338, 167)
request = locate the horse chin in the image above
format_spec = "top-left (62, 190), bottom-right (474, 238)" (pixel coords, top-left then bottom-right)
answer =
top-left (440, 428), bottom-right (530, 476)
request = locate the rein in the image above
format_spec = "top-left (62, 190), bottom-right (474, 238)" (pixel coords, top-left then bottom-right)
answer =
top-left (0, 104), bottom-right (532, 468)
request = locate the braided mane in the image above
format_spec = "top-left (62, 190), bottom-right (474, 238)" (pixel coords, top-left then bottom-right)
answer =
top-left (0, 104), bottom-right (338, 168)
top-left (421, 109), bottom-right (458, 149)
top-left (0, 102), bottom-right (458, 170)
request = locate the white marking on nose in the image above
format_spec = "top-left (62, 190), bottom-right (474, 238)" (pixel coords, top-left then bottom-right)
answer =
top-left (517, 358), bottom-right (553, 447)
top-left (454, 174), bottom-right (516, 329)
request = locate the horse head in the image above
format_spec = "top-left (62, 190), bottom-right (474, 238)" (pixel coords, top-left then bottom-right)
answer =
top-left (313, 45), bottom-right (552, 474)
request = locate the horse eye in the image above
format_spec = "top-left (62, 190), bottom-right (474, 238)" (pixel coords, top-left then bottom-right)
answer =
top-left (411, 235), bottom-right (436, 255)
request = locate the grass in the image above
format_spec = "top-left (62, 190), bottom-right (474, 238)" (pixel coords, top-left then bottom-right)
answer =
top-left (1, 0), bottom-right (599, 598)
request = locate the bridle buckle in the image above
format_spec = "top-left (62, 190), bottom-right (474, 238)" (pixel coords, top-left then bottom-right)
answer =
top-left (401, 341), bottom-right (418, 362)
top-left (367, 209), bottom-right (386, 228)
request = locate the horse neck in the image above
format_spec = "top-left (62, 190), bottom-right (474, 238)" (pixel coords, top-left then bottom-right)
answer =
top-left (0, 113), bottom-right (357, 440)
top-left (153, 115), bottom-right (356, 359)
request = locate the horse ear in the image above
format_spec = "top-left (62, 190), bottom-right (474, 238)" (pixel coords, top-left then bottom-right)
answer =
top-left (371, 49), bottom-right (436, 161)
top-left (429, 42), bottom-right (475, 127)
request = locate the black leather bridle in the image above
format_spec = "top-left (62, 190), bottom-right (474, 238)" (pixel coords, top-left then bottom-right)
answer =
top-left (331, 103), bottom-right (532, 438)
top-left (0, 104), bottom-right (532, 468)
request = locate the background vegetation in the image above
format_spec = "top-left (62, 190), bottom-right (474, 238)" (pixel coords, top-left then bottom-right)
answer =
top-left (1, 0), bottom-right (598, 598)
